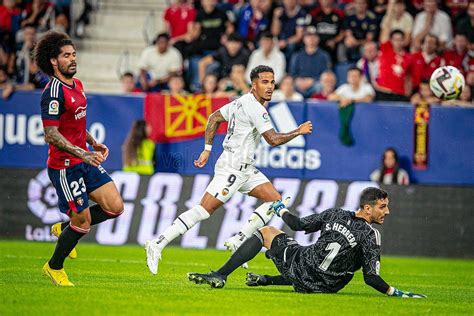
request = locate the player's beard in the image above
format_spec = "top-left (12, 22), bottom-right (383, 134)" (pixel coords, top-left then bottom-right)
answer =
top-left (58, 63), bottom-right (77, 79)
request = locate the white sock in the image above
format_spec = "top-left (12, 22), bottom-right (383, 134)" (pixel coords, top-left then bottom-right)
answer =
top-left (238, 202), bottom-right (274, 239)
top-left (153, 205), bottom-right (210, 250)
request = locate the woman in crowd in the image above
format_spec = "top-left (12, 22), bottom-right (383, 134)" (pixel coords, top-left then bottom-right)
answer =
top-left (122, 120), bottom-right (155, 175)
top-left (370, 147), bottom-right (410, 185)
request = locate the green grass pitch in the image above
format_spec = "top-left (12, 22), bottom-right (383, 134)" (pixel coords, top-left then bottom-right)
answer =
top-left (1, 241), bottom-right (472, 315)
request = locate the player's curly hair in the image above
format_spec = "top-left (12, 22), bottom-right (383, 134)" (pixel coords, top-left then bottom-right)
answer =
top-left (33, 31), bottom-right (75, 76)
top-left (250, 65), bottom-right (274, 82)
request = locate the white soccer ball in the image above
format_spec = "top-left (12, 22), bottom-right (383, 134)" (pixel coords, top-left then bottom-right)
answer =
top-left (429, 66), bottom-right (465, 100)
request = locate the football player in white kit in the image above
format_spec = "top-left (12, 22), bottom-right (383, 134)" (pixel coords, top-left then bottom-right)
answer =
top-left (145, 65), bottom-right (313, 275)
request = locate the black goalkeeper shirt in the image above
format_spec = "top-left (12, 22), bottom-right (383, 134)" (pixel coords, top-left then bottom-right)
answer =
top-left (281, 208), bottom-right (388, 293)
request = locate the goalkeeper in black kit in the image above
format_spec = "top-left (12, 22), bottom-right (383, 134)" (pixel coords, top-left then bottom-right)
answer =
top-left (188, 187), bottom-right (426, 298)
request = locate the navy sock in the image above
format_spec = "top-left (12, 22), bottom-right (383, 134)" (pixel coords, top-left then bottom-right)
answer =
top-left (217, 232), bottom-right (263, 277)
top-left (263, 275), bottom-right (292, 286)
top-left (89, 204), bottom-right (116, 225)
top-left (49, 226), bottom-right (86, 269)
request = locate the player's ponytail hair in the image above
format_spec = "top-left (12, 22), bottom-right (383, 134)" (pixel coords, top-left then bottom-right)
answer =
top-left (33, 31), bottom-right (75, 76)
top-left (122, 120), bottom-right (149, 166)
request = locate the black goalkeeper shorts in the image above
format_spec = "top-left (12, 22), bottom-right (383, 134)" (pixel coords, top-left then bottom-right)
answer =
top-left (265, 233), bottom-right (300, 274)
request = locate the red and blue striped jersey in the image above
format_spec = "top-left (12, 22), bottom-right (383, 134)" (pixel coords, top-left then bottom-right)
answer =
top-left (40, 76), bottom-right (88, 169)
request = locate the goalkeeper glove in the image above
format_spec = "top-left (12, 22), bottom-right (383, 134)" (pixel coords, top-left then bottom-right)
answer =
top-left (388, 287), bottom-right (427, 298)
top-left (267, 200), bottom-right (287, 217)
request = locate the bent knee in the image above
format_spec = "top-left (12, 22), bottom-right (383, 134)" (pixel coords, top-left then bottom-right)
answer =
top-left (104, 198), bottom-right (124, 216)
top-left (259, 226), bottom-right (282, 236)
top-left (259, 226), bottom-right (284, 247)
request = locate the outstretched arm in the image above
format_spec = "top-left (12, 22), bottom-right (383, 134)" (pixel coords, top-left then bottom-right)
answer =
top-left (362, 232), bottom-right (426, 298)
top-left (364, 274), bottom-right (426, 298)
top-left (268, 201), bottom-right (323, 233)
top-left (44, 126), bottom-right (104, 167)
top-left (194, 110), bottom-right (226, 168)
top-left (262, 121), bottom-right (313, 147)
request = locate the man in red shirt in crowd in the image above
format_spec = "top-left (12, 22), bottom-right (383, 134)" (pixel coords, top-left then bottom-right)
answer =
top-left (443, 33), bottom-right (468, 75)
top-left (410, 34), bottom-right (443, 91)
top-left (375, 29), bottom-right (411, 101)
top-left (163, 0), bottom-right (197, 56)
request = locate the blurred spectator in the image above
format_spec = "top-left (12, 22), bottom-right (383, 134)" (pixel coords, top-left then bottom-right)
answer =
top-left (380, 0), bottom-right (413, 48)
top-left (201, 73), bottom-right (235, 97)
top-left (120, 72), bottom-right (142, 94)
top-left (370, 147), bottom-right (410, 185)
top-left (216, 76), bottom-right (238, 97)
top-left (272, 75), bottom-right (304, 101)
top-left (163, 0), bottom-right (197, 56)
top-left (442, 33), bottom-right (468, 74)
top-left (188, 0), bottom-right (233, 55)
top-left (245, 32), bottom-right (286, 84)
top-left (186, 0), bottom-right (234, 91)
top-left (271, 0), bottom-right (307, 62)
top-left (455, 2), bottom-right (474, 43)
top-left (412, 0), bottom-right (453, 51)
top-left (410, 34), bottom-right (443, 91)
top-left (229, 64), bottom-right (250, 95)
top-left (198, 32), bottom-right (250, 82)
top-left (138, 33), bottom-right (183, 92)
top-left (356, 41), bottom-right (379, 85)
top-left (343, 0), bottom-right (379, 62)
top-left (289, 26), bottom-right (331, 97)
top-left (21, 0), bottom-right (54, 32)
top-left (444, 0), bottom-right (469, 19)
top-left (410, 79), bottom-right (440, 104)
top-left (372, 0), bottom-right (388, 20)
top-left (375, 28), bottom-right (411, 101)
top-left (310, 70), bottom-right (336, 99)
top-left (74, 0), bottom-right (94, 37)
top-left (328, 67), bottom-right (375, 107)
top-left (122, 120), bottom-right (155, 175)
top-left (441, 85), bottom-right (473, 107)
top-left (309, 0), bottom-right (345, 63)
top-left (15, 24), bottom-right (48, 89)
top-left (167, 75), bottom-right (187, 95)
top-left (299, 0), bottom-right (318, 12)
top-left (0, 65), bottom-right (14, 99)
top-left (0, 0), bottom-right (21, 73)
top-left (465, 42), bottom-right (474, 91)
top-left (237, 0), bottom-right (272, 47)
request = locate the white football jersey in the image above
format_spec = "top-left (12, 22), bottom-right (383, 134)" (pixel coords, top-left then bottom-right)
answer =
top-left (218, 93), bottom-right (274, 168)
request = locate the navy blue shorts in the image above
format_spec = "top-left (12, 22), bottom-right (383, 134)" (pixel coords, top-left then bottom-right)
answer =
top-left (48, 163), bottom-right (113, 215)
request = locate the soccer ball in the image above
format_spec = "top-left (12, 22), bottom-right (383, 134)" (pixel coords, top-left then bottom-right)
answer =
top-left (429, 66), bottom-right (465, 100)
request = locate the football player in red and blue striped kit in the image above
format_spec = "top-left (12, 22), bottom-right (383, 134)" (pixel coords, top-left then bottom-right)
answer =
top-left (35, 31), bottom-right (124, 286)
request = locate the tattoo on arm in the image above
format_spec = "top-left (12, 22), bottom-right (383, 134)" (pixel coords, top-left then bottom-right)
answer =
top-left (205, 110), bottom-right (226, 145)
top-left (44, 126), bottom-right (87, 159)
top-left (262, 128), bottom-right (300, 147)
top-left (86, 130), bottom-right (97, 146)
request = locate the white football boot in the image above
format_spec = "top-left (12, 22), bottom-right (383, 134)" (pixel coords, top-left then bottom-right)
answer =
top-left (145, 240), bottom-right (162, 275)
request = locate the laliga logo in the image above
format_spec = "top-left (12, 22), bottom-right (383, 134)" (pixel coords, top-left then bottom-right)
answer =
top-left (255, 102), bottom-right (321, 170)
top-left (27, 169), bottom-right (68, 224)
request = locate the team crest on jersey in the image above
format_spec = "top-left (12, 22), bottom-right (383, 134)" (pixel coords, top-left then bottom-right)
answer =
top-left (48, 100), bottom-right (59, 115)
top-left (76, 197), bottom-right (84, 206)
top-left (262, 112), bottom-right (269, 121)
top-left (222, 188), bottom-right (229, 196)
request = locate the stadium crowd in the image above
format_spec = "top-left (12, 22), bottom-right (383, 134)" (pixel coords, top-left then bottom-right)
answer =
top-left (130, 0), bottom-right (473, 105)
top-left (0, 0), bottom-right (92, 98)
top-left (0, 0), bottom-right (472, 105)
